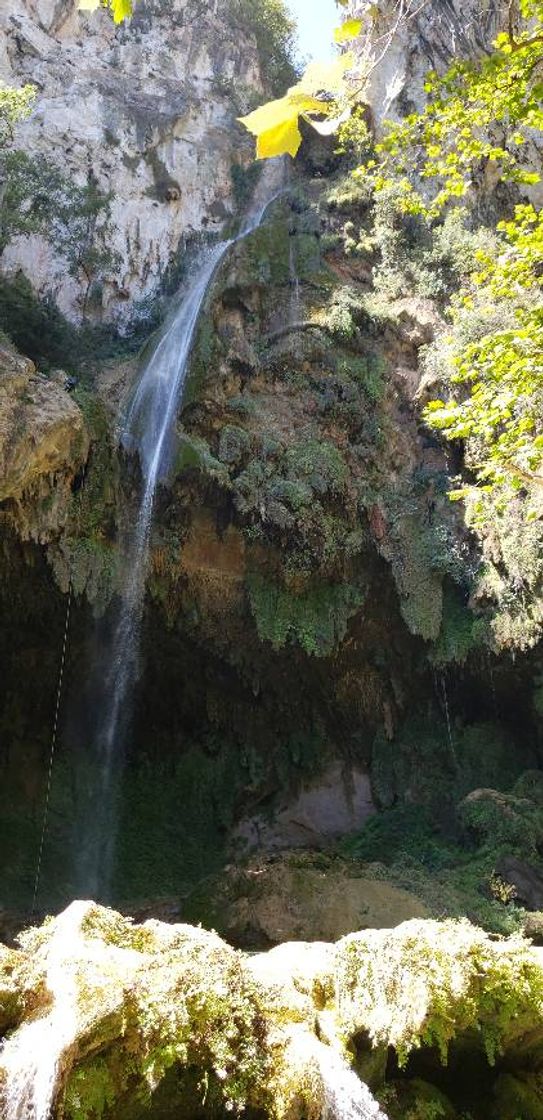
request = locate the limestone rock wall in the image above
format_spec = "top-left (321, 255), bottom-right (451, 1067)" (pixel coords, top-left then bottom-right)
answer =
top-left (346, 0), bottom-right (504, 126)
top-left (0, 0), bottom-right (263, 327)
top-left (0, 339), bottom-right (88, 541)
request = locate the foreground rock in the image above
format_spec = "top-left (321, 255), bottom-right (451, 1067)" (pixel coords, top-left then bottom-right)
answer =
top-left (1, 903), bottom-right (543, 1119)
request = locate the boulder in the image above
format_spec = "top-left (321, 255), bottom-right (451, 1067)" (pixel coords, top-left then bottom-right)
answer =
top-left (235, 762), bottom-right (376, 852)
top-left (0, 340), bottom-right (89, 540)
top-left (496, 856), bottom-right (543, 912)
top-left (185, 852), bottom-right (429, 948)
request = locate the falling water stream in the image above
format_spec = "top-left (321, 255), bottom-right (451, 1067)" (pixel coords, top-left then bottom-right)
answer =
top-left (75, 159), bottom-right (286, 899)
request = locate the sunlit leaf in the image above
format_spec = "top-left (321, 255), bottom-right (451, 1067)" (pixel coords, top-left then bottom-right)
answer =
top-left (257, 115), bottom-right (303, 159)
top-left (310, 107), bottom-right (351, 135)
top-left (299, 54), bottom-right (353, 96)
top-left (239, 89), bottom-right (324, 159)
top-left (334, 19), bottom-right (362, 43)
top-left (111, 0), bottom-right (132, 20)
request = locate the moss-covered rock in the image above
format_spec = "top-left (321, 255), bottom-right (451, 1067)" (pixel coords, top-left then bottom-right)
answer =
top-left (3, 905), bottom-right (543, 1120)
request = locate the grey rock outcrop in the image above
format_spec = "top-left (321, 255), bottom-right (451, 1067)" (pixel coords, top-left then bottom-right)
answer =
top-left (0, 0), bottom-right (263, 327)
top-left (346, 0), bottom-right (504, 127)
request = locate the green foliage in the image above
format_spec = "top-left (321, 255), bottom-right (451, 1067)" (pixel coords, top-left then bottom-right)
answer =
top-left (459, 486), bottom-right (543, 652)
top-left (361, 1), bottom-right (543, 215)
top-left (424, 205), bottom-right (543, 493)
top-left (227, 0), bottom-right (298, 95)
top-left (430, 587), bottom-right (479, 666)
top-left (370, 713), bottom-right (531, 817)
top-left (323, 172), bottom-right (373, 213)
top-left (285, 439), bottom-right (348, 495)
top-left (218, 424), bottom-right (251, 466)
top-left (231, 160), bottom-right (262, 209)
top-left (352, 4), bottom-right (543, 503)
top-left (459, 789), bottom-right (543, 855)
top-left (368, 185), bottom-right (491, 303)
top-left (344, 805), bottom-right (450, 870)
top-left (335, 107), bottom-right (372, 163)
top-left (65, 1060), bottom-right (116, 1120)
top-left (0, 152), bottom-right (117, 310)
top-left (0, 82), bottom-right (35, 147)
top-left (336, 916), bottom-right (543, 1067)
top-left (340, 353), bottom-right (385, 403)
top-left (0, 273), bottom-right (137, 371)
top-left (247, 571), bottom-right (364, 655)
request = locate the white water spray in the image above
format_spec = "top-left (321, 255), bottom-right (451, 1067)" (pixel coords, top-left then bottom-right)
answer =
top-left (317, 1046), bottom-right (389, 1120)
top-left (0, 902), bottom-right (87, 1120)
top-left (77, 159), bottom-right (286, 898)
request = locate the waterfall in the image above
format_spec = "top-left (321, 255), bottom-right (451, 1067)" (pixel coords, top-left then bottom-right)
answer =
top-left (75, 159), bottom-right (286, 899)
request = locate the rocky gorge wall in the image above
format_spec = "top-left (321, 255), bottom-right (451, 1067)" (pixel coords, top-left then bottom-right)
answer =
top-left (0, 0), bottom-right (265, 326)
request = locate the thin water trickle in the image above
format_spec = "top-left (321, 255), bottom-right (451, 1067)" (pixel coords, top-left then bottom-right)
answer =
top-left (76, 159), bottom-right (286, 899)
top-left (317, 1045), bottom-right (389, 1120)
top-left (439, 672), bottom-right (458, 769)
top-left (289, 236), bottom-right (301, 355)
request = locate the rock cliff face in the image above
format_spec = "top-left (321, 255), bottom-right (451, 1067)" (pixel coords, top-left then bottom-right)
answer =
top-left (1, 0), bottom-right (543, 956)
top-left (346, 0), bottom-right (504, 126)
top-left (0, 0), bottom-right (263, 326)
top-left (0, 338), bottom-right (88, 540)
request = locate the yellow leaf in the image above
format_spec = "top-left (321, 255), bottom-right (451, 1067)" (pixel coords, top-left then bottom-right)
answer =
top-left (110, 0), bottom-right (132, 20)
top-left (298, 55), bottom-right (353, 97)
top-left (334, 19), bottom-right (362, 43)
top-left (257, 115), bottom-right (303, 159)
top-left (309, 107), bottom-right (351, 135)
top-left (239, 92), bottom-right (321, 137)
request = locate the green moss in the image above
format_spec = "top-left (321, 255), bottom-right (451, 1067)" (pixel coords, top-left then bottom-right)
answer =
top-left (218, 424), bottom-right (251, 466)
top-left (459, 789), bottom-right (543, 855)
top-left (247, 572), bottom-right (364, 656)
top-left (493, 1072), bottom-right (543, 1120)
top-left (430, 588), bottom-right (479, 666)
top-left (65, 1060), bottom-right (116, 1120)
top-left (174, 434), bottom-right (228, 482)
top-left (285, 439), bottom-right (348, 496)
top-left (336, 918), bottom-right (543, 1067)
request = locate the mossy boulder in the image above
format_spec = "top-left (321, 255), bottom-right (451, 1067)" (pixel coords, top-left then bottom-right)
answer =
top-left (185, 852), bottom-right (428, 948)
top-left (2, 905), bottom-right (543, 1119)
top-left (335, 919), bottom-right (543, 1067)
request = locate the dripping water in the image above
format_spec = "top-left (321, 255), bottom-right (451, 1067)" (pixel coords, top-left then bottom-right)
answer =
top-left (76, 159), bottom-right (286, 898)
